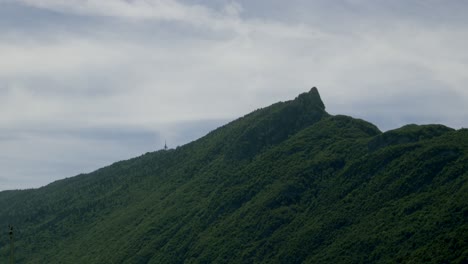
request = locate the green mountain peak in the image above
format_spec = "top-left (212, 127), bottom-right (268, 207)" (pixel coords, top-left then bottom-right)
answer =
top-left (218, 87), bottom-right (328, 160)
top-left (295, 86), bottom-right (325, 110)
top-left (1, 88), bottom-right (467, 264)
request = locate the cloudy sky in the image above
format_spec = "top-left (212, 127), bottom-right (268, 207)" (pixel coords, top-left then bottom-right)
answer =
top-left (1, 0), bottom-right (467, 190)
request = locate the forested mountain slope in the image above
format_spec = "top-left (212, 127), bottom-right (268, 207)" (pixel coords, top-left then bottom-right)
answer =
top-left (0, 88), bottom-right (467, 263)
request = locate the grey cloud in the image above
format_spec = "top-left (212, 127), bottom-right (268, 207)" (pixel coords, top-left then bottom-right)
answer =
top-left (0, 0), bottom-right (467, 190)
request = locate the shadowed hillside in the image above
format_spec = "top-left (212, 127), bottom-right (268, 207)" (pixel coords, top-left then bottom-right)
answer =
top-left (0, 88), bottom-right (467, 263)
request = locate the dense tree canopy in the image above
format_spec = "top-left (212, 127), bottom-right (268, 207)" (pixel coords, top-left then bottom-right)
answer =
top-left (1, 88), bottom-right (467, 263)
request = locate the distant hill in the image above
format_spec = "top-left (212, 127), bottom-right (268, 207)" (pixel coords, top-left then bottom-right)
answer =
top-left (1, 88), bottom-right (467, 263)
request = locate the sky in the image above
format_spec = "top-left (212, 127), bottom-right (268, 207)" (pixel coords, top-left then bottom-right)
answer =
top-left (0, 0), bottom-right (467, 190)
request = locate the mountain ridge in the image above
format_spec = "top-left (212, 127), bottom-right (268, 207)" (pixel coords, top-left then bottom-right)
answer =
top-left (0, 88), bottom-right (467, 263)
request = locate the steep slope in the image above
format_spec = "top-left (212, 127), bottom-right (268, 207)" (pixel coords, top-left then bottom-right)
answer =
top-left (0, 88), bottom-right (467, 263)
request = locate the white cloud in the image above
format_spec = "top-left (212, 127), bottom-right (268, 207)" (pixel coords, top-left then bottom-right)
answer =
top-left (1, 1), bottom-right (467, 126)
top-left (0, 39), bottom-right (127, 77)
top-left (9, 0), bottom-right (213, 21)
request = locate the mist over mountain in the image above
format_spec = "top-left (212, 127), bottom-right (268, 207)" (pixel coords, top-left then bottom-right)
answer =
top-left (0, 88), bottom-right (467, 263)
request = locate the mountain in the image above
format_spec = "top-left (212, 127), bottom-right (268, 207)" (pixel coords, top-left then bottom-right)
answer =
top-left (0, 88), bottom-right (467, 263)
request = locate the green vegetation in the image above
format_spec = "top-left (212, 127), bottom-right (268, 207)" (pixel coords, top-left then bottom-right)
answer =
top-left (0, 87), bottom-right (467, 263)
